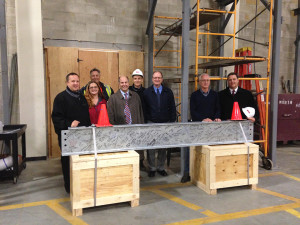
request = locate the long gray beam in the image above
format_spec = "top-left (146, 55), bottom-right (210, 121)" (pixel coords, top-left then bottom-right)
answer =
top-left (0, 0), bottom-right (10, 124)
top-left (61, 121), bottom-right (253, 156)
top-left (269, 0), bottom-right (282, 167)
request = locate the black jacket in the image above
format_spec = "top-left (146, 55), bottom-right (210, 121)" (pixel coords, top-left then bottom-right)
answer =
top-left (52, 88), bottom-right (91, 147)
top-left (143, 85), bottom-right (176, 123)
top-left (219, 87), bottom-right (258, 120)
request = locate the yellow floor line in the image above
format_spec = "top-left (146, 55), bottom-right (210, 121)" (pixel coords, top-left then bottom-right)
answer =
top-left (200, 210), bottom-right (219, 217)
top-left (258, 172), bottom-right (282, 178)
top-left (141, 182), bottom-right (192, 191)
top-left (280, 172), bottom-right (300, 182)
top-left (256, 187), bottom-right (300, 202)
top-left (47, 202), bottom-right (88, 225)
top-left (165, 202), bottom-right (300, 225)
top-left (285, 208), bottom-right (300, 219)
top-left (150, 189), bottom-right (202, 211)
top-left (0, 198), bottom-right (69, 211)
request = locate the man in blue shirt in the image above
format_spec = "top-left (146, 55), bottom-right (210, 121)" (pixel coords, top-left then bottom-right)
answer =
top-left (143, 71), bottom-right (176, 177)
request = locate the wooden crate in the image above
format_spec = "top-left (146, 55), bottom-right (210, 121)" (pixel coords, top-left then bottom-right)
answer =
top-left (190, 143), bottom-right (258, 195)
top-left (70, 151), bottom-right (139, 216)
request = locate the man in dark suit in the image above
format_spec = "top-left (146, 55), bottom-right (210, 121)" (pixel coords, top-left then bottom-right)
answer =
top-left (219, 72), bottom-right (257, 122)
top-left (52, 72), bottom-right (91, 193)
top-left (143, 71), bottom-right (176, 177)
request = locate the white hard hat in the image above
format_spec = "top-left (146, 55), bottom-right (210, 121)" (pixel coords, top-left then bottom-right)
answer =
top-left (242, 107), bottom-right (255, 118)
top-left (132, 69), bottom-right (143, 77)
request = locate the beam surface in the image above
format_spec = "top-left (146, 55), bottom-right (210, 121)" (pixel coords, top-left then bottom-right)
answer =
top-left (62, 121), bottom-right (253, 156)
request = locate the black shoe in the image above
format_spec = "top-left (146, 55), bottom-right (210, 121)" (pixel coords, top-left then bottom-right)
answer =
top-left (148, 171), bottom-right (156, 177)
top-left (157, 170), bottom-right (168, 176)
top-left (181, 174), bottom-right (191, 183)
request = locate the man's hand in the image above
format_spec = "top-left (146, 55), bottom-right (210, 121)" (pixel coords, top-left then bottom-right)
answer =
top-left (247, 117), bottom-right (255, 122)
top-left (202, 118), bottom-right (213, 122)
top-left (71, 120), bottom-right (80, 127)
top-left (214, 118), bottom-right (221, 122)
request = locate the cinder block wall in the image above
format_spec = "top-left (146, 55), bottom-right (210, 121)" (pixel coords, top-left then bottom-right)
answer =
top-left (239, 0), bottom-right (298, 93)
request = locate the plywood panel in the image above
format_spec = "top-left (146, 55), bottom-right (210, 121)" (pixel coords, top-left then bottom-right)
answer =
top-left (46, 47), bottom-right (79, 158)
top-left (78, 50), bottom-right (119, 92)
top-left (119, 51), bottom-right (144, 86)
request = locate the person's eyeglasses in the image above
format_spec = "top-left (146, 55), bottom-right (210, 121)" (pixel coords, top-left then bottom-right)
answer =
top-left (89, 86), bottom-right (98, 89)
top-left (200, 79), bottom-right (210, 82)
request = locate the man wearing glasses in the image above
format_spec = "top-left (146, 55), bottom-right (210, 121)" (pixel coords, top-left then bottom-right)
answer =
top-left (181, 73), bottom-right (221, 183)
top-left (190, 73), bottom-right (221, 122)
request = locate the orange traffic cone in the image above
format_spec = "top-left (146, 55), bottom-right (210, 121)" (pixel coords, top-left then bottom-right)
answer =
top-left (96, 104), bottom-right (112, 127)
top-left (231, 102), bottom-right (243, 120)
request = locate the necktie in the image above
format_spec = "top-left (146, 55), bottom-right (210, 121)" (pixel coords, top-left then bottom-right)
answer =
top-left (124, 93), bottom-right (132, 124)
top-left (156, 88), bottom-right (160, 107)
top-left (232, 90), bottom-right (235, 96)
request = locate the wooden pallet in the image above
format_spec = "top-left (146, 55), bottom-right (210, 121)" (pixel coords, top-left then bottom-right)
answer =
top-left (70, 151), bottom-right (139, 216)
top-left (190, 144), bottom-right (259, 195)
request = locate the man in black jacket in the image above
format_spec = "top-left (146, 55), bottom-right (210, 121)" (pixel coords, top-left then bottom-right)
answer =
top-left (129, 69), bottom-right (146, 170)
top-left (143, 71), bottom-right (176, 177)
top-left (52, 72), bottom-right (91, 193)
top-left (219, 72), bottom-right (258, 121)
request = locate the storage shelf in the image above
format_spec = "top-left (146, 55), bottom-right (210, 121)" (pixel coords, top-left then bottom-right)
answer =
top-left (191, 56), bottom-right (266, 69)
top-left (159, 10), bottom-right (222, 36)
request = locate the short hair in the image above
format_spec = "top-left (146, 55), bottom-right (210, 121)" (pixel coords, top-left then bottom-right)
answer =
top-left (153, 71), bottom-right (163, 78)
top-left (66, 72), bottom-right (79, 82)
top-left (118, 75), bottom-right (129, 83)
top-left (90, 68), bottom-right (100, 75)
top-left (198, 73), bottom-right (209, 80)
top-left (227, 72), bottom-right (238, 80)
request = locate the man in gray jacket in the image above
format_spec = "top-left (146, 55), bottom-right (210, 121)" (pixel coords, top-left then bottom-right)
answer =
top-left (107, 76), bottom-right (144, 125)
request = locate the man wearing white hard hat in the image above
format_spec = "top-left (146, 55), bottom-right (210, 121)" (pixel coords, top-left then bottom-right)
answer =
top-left (129, 69), bottom-right (146, 170)
top-left (219, 72), bottom-right (258, 122)
top-left (129, 69), bottom-right (145, 101)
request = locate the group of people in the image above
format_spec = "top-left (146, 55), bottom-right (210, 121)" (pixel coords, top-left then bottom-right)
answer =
top-left (52, 68), bottom-right (257, 193)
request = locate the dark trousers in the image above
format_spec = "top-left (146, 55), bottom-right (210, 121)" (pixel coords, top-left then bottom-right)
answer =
top-left (61, 156), bottom-right (70, 193)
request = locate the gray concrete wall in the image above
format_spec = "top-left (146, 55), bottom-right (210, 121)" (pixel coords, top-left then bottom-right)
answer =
top-left (239, 0), bottom-right (298, 93)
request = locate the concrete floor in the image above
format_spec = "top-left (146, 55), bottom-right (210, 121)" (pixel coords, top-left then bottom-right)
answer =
top-left (0, 144), bottom-right (300, 225)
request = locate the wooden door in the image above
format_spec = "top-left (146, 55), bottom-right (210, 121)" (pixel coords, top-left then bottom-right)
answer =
top-left (119, 51), bottom-right (144, 86)
top-left (46, 48), bottom-right (144, 158)
top-left (78, 50), bottom-right (119, 92)
top-left (46, 47), bottom-right (79, 158)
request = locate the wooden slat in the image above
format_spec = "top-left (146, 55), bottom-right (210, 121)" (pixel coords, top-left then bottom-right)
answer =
top-left (46, 47), bottom-right (79, 158)
top-left (78, 50), bottom-right (119, 92)
top-left (118, 51), bottom-right (144, 86)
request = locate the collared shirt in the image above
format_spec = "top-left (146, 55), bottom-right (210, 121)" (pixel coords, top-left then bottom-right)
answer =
top-left (200, 88), bottom-right (210, 97)
top-left (120, 90), bottom-right (130, 99)
top-left (153, 85), bottom-right (162, 94)
top-left (229, 87), bottom-right (238, 95)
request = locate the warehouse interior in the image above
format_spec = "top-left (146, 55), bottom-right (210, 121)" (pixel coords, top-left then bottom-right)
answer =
top-left (1, 0), bottom-right (300, 224)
